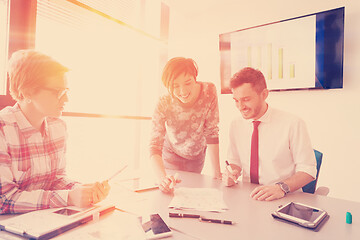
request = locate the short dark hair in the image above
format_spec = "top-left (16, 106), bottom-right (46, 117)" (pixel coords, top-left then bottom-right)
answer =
top-left (229, 67), bottom-right (267, 93)
top-left (161, 57), bottom-right (198, 94)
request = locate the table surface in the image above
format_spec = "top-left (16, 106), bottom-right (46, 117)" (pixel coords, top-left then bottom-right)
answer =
top-left (1, 170), bottom-right (359, 240)
top-left (130, 170), bottom-right (360, 240)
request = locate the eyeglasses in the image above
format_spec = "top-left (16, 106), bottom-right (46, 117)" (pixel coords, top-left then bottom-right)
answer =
top-left (41, 87), bottom-right (70, 99)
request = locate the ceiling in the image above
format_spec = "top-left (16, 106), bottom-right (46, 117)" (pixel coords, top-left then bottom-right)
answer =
top-left (165, 0), bottom-right (230, 17)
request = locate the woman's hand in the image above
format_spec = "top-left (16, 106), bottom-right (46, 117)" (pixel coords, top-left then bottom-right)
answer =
top-left (158, 174), bottom-right (181, 193)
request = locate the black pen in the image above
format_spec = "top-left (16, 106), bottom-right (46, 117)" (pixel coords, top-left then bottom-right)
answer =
top-left (199, 217), bottom-right (236, 225)
top-left (169, 212), bottom-right (201, 218)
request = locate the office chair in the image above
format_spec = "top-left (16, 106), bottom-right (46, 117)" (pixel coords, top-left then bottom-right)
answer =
top-left (302, 149), bottom-right (329, 195)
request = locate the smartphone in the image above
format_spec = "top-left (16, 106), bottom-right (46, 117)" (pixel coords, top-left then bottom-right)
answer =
top-left (142, 214), bottom-right (172, 239)
top-left (272, 202), bottom-right (328, 228)
top-left (53, 208), bottom-right (80, 216)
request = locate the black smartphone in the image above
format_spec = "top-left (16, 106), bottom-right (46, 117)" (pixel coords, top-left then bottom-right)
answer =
top-left (143, 214), bottom-right (172, 239)
top-left (53, 208), bottom-right (80, 216)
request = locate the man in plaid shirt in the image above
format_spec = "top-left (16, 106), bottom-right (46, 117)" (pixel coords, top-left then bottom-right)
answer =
top-left (0, 50), bottom-right (110, 214)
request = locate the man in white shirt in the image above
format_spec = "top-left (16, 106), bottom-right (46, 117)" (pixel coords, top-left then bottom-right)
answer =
top-left (222, 67), bottom-right (317, 201)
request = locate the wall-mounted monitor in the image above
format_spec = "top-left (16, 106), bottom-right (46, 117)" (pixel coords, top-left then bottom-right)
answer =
top-left (219, 7), bottom-right (344, 93)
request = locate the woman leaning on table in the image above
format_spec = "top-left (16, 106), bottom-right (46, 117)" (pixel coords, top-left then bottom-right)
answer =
top-left (150, 57), bottom-right (221, 193)
top-left (0, 49), bottom-right (110, 214)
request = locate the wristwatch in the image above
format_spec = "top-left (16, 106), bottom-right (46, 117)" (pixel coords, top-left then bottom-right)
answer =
top-left (276, 182), bottom-right (290, 195)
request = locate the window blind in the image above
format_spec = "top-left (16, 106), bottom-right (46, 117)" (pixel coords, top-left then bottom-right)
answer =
top-left (36, 0), bottom-right (165, 116)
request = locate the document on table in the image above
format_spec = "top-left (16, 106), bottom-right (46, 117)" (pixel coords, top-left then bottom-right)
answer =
top-left (55, 211), bottom-right (145, 240)
top-left (168, 187), bottom-right (228, 212)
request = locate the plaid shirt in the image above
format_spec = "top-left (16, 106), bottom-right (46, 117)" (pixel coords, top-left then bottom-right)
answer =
top-left (0, 104), bottom-right (78, 214)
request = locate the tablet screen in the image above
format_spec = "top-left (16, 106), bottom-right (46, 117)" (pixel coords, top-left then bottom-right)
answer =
top-left (278, 202), bottom-right (323, 222)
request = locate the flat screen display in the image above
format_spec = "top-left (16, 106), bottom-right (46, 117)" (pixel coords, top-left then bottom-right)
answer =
top-left (219, 7), bottom-right (344, 93)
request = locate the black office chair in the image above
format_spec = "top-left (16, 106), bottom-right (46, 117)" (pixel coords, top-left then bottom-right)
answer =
top-left (302, 149), bottom-right (328, 195)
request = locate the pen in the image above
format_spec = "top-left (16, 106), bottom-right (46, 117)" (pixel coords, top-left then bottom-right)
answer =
top-left (199, 217), bottom-right (236, 225)
top-left (107, 165), bottom-right (128, 182)
top-left (225, 161), bottom-right (238, 184)
top-left (169, 212), bottom-right (200, 218)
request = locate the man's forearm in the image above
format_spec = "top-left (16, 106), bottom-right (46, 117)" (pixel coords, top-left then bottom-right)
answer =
top-left (283, 171), bottom-right (315, 192)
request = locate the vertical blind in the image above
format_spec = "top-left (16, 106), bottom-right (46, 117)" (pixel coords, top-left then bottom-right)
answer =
top-left (35, 0), bottom-right (165, 117)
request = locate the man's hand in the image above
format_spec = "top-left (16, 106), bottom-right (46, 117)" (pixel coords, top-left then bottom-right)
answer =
top-left (222, 164), bottom-right (240, 187)
top-left (250, 184), bottom-right (285, 201)
top-left (91, 181), bottom-right (111, 204)
top-left (68, 181), bottom-right (111, 207)
top-left (158, 174), bottom-right (181, 193)
top-left (68, 186), bottom-right (93, 207)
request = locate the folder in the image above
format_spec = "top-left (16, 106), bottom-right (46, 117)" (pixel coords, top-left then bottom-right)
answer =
top-left (0, 205), bottom-right (115, 240)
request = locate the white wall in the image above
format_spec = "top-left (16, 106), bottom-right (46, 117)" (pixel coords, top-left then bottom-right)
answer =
top-left (167, 0), bottom-right (360, 202)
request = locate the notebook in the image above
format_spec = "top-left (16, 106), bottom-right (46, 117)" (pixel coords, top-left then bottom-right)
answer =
top-left (0, 205), bottom-right (115, 240)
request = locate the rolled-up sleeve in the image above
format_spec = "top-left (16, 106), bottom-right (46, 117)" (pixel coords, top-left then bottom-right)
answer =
top-left (290, 119), bottom-right (317, 179)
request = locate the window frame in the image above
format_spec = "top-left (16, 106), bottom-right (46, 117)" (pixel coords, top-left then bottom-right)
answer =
top-left (0, 0), bottom-right (37, 109)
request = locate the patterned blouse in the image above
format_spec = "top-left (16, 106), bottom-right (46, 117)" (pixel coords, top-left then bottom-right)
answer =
top-left (150, 82), bottom-right (219, 160)
top-left (0, 104), bottom-right (78, 214)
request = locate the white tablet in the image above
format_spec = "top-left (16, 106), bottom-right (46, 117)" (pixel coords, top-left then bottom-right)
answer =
top-left (272, 202), bottom-right (328, 229)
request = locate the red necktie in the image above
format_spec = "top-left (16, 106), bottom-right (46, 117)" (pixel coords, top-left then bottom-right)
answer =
top-left (250, 121), bottom-right (261, 184)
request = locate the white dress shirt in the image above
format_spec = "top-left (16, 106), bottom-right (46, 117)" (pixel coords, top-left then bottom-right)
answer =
top-left (227, 106), bottom-right (317, 185)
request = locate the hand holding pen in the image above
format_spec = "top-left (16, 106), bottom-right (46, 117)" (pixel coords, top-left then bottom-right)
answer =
top-left (222, 161), bottom-right (240, 187)
top-left (93, 165), bottom-right (128, 202)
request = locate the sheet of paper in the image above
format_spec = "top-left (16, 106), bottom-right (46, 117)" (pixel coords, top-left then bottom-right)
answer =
top-left (168, 187), bottom-right (228, 212)
top-left (102, 184), bottom-right (152, 216)
top-left (55, 211), bottom-right (145, 240)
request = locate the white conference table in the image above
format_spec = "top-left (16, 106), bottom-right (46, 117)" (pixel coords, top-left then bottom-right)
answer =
top-left (0, 170), bottom-right (359, 240)
top-left (132, 170), bottom-right (360, 240)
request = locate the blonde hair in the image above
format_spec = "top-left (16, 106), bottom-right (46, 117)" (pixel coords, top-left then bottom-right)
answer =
top-left (8, 49), bottom-right (69, 101)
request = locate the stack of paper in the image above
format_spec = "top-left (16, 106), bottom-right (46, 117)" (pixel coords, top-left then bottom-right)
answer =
top-left (168, 187), bottom-right (228, 212)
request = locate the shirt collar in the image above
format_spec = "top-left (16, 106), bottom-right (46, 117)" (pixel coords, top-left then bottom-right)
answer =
top-left (244, 104), bottom-right (272, 125)
top-left (257, 104), bottom-right (272, 123)
top-left (13, 103), bottom-right (49, 138)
